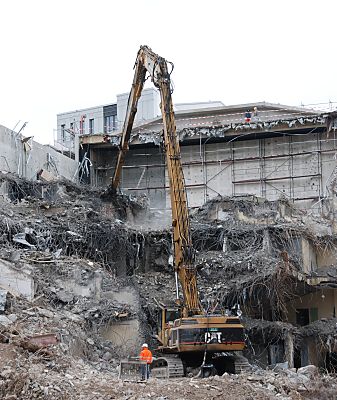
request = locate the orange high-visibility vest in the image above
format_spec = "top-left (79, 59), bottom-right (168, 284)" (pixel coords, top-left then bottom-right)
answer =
top-left (140, 348), bottom-right (153, 364)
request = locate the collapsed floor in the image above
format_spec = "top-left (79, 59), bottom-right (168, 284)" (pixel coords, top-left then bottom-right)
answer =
top-left (1, 172), bottom-right (337, 398)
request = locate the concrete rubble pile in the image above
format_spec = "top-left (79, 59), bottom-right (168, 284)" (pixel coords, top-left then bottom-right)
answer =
top-left (188, 195), bottom-right (337, 370)
top-left (0, 173), bottom-right (149, 398)
top-left (1, 173), bottom-right (337, 398)
top-left (134, 195), bottom-right (337, 377)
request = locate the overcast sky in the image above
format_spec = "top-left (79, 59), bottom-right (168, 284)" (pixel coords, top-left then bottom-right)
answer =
top-left (1, 0), bottom-right (336, 144)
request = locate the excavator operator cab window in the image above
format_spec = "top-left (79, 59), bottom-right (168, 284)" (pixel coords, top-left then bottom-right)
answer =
top-left (158, 308), bottom-right (181, 332)
top-left (165, 309), bottom-right (180, 324)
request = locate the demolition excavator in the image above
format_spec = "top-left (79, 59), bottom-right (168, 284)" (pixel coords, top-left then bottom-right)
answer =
top-left (112, 46), bottom-right (245, 377)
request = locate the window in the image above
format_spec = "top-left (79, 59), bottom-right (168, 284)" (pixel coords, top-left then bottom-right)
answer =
top-left (104, 116), bottom-right (109, 133)
top-left (70, 122), bottom-right (74, 133)
top-left (296, 309), bottom-right (309, 326)
top-left (104, 115), bottom-right (117, 133)
top-left (296, 308), bottom-right (318, 326)
top-left (80, 119), bottom-right (85, 134)
top-left (165, 309), bottom-right (180, 323)
top-left (89, 118), bottom-right (94, 134)
top-left (61, 124), bottom-right (66, 142)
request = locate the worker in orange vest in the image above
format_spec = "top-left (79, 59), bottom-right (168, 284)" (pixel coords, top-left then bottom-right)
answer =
top-left (139, 343), bottom-right (153, 380)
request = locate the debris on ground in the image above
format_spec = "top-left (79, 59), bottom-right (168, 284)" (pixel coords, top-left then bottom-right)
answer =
top-left (1, 174), bottom-right (337, 398)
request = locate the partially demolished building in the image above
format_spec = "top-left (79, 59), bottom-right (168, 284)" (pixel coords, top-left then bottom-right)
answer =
top-left (1, 100), bottom-right (337, 398)
top-left (80, 102), bottom-right (337, 210)
top-left (0, 124), bottom-right (78, 181)
top-left (78, 102), bottom-right (337, 370)
top-left (191, 195), bottom-right (337, 370)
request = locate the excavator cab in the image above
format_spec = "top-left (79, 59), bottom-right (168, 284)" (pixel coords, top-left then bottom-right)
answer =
top-left (154, 305), bottom-right (246, 377)
top-left (157, 305), bottom-right (181, 347)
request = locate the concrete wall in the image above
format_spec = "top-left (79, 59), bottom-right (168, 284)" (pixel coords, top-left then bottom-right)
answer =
top-left (90, 145), bottom-right (166, 208)
top-left (121, 147), bottom-right (165, 208)
top-left (0, 259), bottom-right (35, 300)
top-left (286, 288), bottom-right (337, 368)
top-left (287, 288), bottom-right (337, 324)
top-left (110, 129), bottom-right (337, 211)
top-left (100, 287), bottom-right (144, 355)
top-left (0, 125), bottom-right (78, 181)
top-left (301, 238), bottom-right (317, 274)
top-left (316, 247), bottom-right (337, 268)
top-left (85, 106), bottom-right (334, 211)
top-left (174, 101), bottom-right (224, 111)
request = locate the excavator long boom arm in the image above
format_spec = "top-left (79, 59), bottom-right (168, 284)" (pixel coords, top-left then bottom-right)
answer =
top-left (112, 46), bottom-right (201, 316)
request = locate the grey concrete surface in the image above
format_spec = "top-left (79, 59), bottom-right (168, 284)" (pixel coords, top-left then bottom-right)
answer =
top-left (0, 124), bottom-right (78, 181)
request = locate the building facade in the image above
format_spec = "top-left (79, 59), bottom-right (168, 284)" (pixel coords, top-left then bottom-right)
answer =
top-left (80, 102), bottom-right (337, 213)
top-left (56, 104), bottom-right (118, 153)
top-left (56, 88), bottom-right (164, 153)
top-left (56, 88), bottom-right (225, 155)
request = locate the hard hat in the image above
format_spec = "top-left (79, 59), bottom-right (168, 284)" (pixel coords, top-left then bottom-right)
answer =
top-left (142, 343), bottom-right (148, 348)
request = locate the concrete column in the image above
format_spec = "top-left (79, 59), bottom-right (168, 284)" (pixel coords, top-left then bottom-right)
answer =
top-left (222, 236), bottom-right (228, 253)
top-left (90, 147), bottom-right (96, 186)
top-left (284, 331), bottom-right (294, 368)
top-left (94, 270), bottom-right (103, 301)
top-left (301, 238), bottom-right (310, 274)
top-left (74, 135), bottom-right (80, 163)
top-left (263, 229), bottom-right (271, 253)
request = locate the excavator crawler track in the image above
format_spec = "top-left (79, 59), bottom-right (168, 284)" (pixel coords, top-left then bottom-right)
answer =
top-left (234, 354), bottom-right (251, 373)
top-left (152, 356), bottom-right (184, 378)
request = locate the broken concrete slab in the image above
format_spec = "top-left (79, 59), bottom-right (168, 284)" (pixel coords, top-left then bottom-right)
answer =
top-left (55, 290), bottom-right (74, 303)
top-left (7, 314), bottom-right (17, 322)
top-left (0, 315), bottom-right (13, 327)
top-left (37, 308), bottom-right (54, 318)
top-left (0, 289), bottom-right (8, 312)
top-left (37, 169), bottom-right (57, 182)
top-left (297, 364), bottom-right (319, 378)
top-left (13, 232), bottom-right (36, 249)
top-left (61, 310), bottom-right (84, 323)
top-left (0, 258), bottom-right (35, 300)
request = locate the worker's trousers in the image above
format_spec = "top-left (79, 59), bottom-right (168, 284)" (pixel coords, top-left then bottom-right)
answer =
top-left (140, 363), bottom-right (150, 380)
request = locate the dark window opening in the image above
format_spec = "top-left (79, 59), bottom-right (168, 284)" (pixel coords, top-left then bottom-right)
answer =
top-left (104, 115), bottom-right (117, 133)
top-left (294, 345), bottom-right (308, 368)
top-left (296, 308), bottom-right (310, 326)
top-left (165, 309), bottom-right (180, 323)
top-left (294, 348), bottom-right (301, 369)
top-left (89, 118), bottom-right (94, 134)
top-left (61, 124), bottom-right (66, 142)
top-left (80, 118), bottom-right (85, 135)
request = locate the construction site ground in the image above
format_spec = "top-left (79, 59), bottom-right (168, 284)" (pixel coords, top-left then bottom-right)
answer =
top-left (1, 340), bottom-right (336, 400)
top-left (1, 173), bottom-right (337, 399)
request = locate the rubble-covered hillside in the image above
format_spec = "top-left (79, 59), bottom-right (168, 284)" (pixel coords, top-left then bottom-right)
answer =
top-left (1, 173), bottom-right (337, 399)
